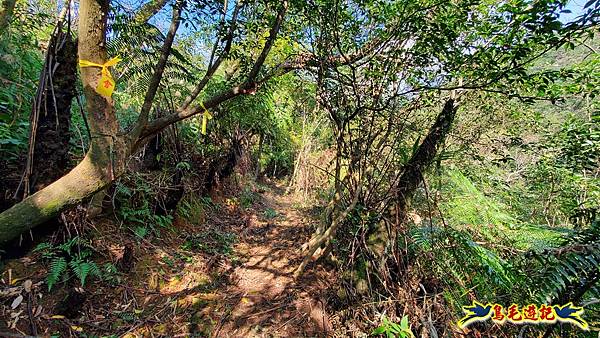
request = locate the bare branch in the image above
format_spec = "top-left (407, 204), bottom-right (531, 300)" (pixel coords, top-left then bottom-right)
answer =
top-left (132, 1), bottom-right (183, 139)
top-left (247, 0), bottom-right (288, 81)
top-left (133, 0), bottom-right (170, 23)
top-left (138, 0), bottom-right (290, 144)
top-left (179, 1), bottom-right (242, 111)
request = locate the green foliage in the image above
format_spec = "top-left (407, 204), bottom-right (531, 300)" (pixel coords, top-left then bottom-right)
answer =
top-left (239, 187), bottom-right (258, 208)
top-left (499, 110), bottom-right (600, 226)
top-left (178, 195), bottom-right (215, 224)
top-left (410, 224), bottom-right (516, 305)
top-left (114, 173), bottom-right (175, 239)
top-left (0, 0), bottom-right (599, 335)
top-left (263, 208), bottom-right (278, 219)
top-left (508, 224), bottom-right (567, 251)
top-left (34, 237), bottom-right (102, 290)
top-left (0, 19), bottom-right (43, 159)
top-left (46, 257), bottom-right (67, 291)
top-left (118, 311), bottom-right (137, 323)
top-left (108, 5), bottom-right (197, 120)
top-left (69, 258), bottom-right (100, 287)
top-left (181, 229), bottom-right (237, 256)
top-left (100, 262), bottom-right (120, 285)
top-left (534, 219), bottom-right (600, 303)
top-left (371, 315), bottom-right (414, 338)
top-left (440, 170), bottom-right (517, 229)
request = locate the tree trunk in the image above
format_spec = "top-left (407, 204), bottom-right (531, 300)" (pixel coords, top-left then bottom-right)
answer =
top-left (26, 30), bottom-right (78, 194)
top-left (0, 0), bottom-right (120, 246)
top-left (295, 181), bottom-right (362, 277)
top-left (396, 99), bottom-right (458, 222)
top-left (0, 154), bottom-right (110, 244)
top-left (254, 132), bottom-right (264, 178)
top-left (0, 0), bottom-right (16, 33)
top-left (0, 0), bottom-right (288, 247)
top-left (362, 99), bottom-right (458, 279)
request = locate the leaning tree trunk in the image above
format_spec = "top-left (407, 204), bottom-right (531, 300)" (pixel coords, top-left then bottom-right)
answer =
top-left (395, 98), bottom-right (457, 222)
top-left (0, 154), bottom-right (111, 244)
top-left (365, 99), bottom-right (458, 279)
top-left (0, 0), bottom-right (123, 245)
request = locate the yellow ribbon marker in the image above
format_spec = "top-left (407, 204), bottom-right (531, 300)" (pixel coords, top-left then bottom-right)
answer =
top-left (78, 57), bottom-right (121, 98)
top-left (200, 102), bottom-right (213, 135)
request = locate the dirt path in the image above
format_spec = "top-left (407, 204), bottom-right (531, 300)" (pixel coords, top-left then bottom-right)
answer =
top-left (0, 182), bottom-right (334, 337)
top-left (213, 183), bottom-right (332, 337)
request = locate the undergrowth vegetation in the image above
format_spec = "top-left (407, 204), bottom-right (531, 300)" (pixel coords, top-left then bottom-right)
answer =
top-left (34, 237), bottom-right (118, 290)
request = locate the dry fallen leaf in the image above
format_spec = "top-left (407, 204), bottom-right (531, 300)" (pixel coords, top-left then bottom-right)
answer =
top-left (50, 315), bottom-right (65, 319)
top-left (11, 294), bottom-right (23, 309)
top-left (71, 325), bottom-right (84, 332)
top-left (9, 310), bottom-right (22, 329)
top-left (23, 279), bottom-right (32, 293)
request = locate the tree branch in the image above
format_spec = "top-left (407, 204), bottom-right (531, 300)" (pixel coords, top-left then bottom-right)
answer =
top-left (138, 0), bottom-right (289, 144)
top-left (246, 0), bottom-right (288, 81)
top-left (133, 0), bottom-right (170, 23)
top-left (132, 1), bottom-right (183, 139)
top-left (179, 1), bottom-right (242, 111)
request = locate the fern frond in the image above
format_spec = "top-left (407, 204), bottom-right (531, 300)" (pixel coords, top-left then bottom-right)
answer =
top-left (537, 220), bottom-right (600, 302)
top-left (107, 18), bottom-right (198, 102)
top-left (47, 257), bottom-right (67, 291)
top-left (69, 259), bottom-right (100, 287)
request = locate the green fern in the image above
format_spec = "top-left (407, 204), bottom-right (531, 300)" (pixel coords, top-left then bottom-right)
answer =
top-left (536, 220), bottom-right (600, 303)
top-left (33, 242), bottom-right (55, 259)
top-left (47, 257), bottom-right (67, 291)
top-left (69, 259), bottom-right (100, 287)
top-left (118, 311), bottom-right (136, 322)
top-left (409, 224), bottom-right (517, 310)
top-left (107, 14), bottom-right (197, 102)
top-left (36, 237), bottom-right (102, 290)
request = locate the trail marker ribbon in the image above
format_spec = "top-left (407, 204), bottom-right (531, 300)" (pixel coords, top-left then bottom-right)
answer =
top-left (78, 57), bottom-right (121, 98)
top-left (200, 102), bottom-right (212, 135)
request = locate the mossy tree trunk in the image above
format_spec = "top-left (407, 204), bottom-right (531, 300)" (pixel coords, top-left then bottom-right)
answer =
top-left (366, 99), bottom-right (458, 264)
top-left (0, 155), bottom-right (111, 243)
top-left (395, 99), bottom-right (458, 222)
top-left (0, 0), bottom-right (122, 245)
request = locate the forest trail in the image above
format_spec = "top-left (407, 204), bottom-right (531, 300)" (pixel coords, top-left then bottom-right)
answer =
top-left (0, 180), bottom-right (337, 337)
top-left (0, 181), bottom-right (336, 337)
top-left (209, 182), bottom-right (333, 337)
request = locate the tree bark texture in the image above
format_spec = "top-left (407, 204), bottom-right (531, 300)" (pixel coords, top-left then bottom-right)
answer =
top-left (27, 31), bottom-right (78, 193)
top-left (396, 99), bottom-right (458, 222)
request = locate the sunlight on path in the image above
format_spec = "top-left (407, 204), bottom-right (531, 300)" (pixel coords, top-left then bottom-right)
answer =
top-left (214, 184), bottom-right (332, 338)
